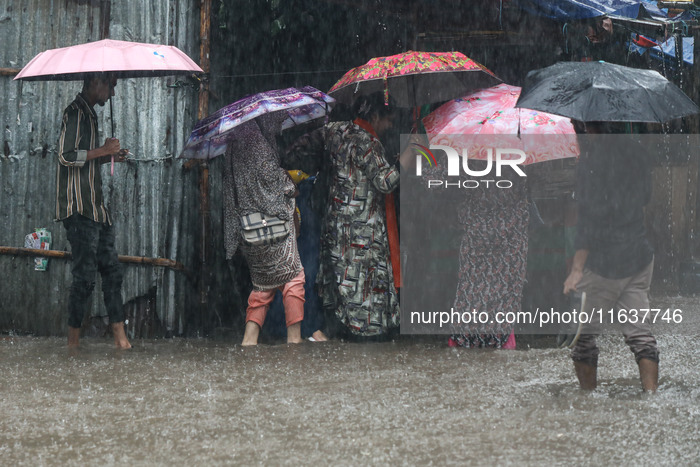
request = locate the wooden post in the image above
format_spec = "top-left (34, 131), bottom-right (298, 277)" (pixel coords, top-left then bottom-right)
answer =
top-left (198, 0), bottom-right (211, 120)
top-left (197, 0), bottom-right (212, 332)
top-left (690, 25), bottom-right (700, 259)
top-left (99, 0), bottom-right (111, 40)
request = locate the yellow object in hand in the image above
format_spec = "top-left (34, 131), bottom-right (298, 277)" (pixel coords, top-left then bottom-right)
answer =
top-left (287, 169), bottom-right (310, 184)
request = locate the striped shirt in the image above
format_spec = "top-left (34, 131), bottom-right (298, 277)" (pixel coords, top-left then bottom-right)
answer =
top-left (55, 93), bottom-right (110, 224)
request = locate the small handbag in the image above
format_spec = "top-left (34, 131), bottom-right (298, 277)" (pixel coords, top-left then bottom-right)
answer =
top-left (240, 211), bottom-right (290, 246)
top-left (230, 161), bottom-right (291, 247)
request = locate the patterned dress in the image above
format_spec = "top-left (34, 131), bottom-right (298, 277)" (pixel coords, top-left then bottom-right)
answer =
top-left (287, 121), bottom-right (400, 337)
top-left (222, 116), bottom-right (302, 290)
top-left (425, 160), bottom-right (529, 348)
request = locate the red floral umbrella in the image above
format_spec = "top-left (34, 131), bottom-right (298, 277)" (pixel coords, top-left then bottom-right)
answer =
top-left (329, 50), bottom-right (500, 108)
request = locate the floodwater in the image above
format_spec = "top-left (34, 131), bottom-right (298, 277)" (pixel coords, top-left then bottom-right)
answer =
top-left (1, 302), bottom-right (699, 466)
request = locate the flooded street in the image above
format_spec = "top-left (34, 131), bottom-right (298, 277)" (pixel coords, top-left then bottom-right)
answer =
top-left (2, 314), bottom-right (699, 466)
top-left (3, 2), bottom-right (700, 466)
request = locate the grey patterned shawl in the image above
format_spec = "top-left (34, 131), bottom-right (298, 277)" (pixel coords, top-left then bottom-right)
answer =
top-left (222, 113), bottom-right (296, 260)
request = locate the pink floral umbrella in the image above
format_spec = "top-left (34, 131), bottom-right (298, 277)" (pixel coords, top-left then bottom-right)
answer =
top-left (422, 83), bottom-right (579, 165)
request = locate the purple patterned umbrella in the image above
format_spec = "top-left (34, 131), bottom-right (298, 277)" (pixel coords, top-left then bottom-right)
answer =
top-left (180, 86), bottom-right (335, 159)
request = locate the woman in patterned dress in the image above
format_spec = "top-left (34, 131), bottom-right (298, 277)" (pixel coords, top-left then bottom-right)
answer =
top-left (425, 159), bottom-right (528, 348)
top-left (222, 113), bottom-right (305, 346)
top-left (287, 93), bottom-right (413, 338)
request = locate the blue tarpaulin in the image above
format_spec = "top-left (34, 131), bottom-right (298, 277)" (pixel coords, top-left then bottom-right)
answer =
top-left (514, 0), bottom-right (666, 21)
top-left (672, 9), bottom-right (697, 23)
top-left (629, 35), bottom-right (693, 67)
top-left (609, 2), bottom-right (668, 20)
top-left (651, 36), bottom-right (693, 66)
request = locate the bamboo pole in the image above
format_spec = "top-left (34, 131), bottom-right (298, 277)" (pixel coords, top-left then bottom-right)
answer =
top-left (0, 246), bottom-right (186, 271)
top-left (0, 67), bottom-right (21, 76)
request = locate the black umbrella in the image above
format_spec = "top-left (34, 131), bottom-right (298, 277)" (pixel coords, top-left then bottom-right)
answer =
top-left (515, 61), bottom-right (699, 123)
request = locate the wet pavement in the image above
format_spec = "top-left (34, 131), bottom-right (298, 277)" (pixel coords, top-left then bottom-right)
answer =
top-left (2, 316), bottom-right (699, 467)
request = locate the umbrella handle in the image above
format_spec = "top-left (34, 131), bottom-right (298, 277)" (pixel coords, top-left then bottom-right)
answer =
top-left (109, 95), bottom-right (114, 137)
top-left (109, 86), bottom-right (115, 176)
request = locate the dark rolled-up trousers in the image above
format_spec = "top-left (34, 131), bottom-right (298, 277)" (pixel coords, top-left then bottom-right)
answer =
top-left (63, 214), bottom-right (124, 328)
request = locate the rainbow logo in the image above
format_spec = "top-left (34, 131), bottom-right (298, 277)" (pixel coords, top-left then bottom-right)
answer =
top-left (412, 143), bottom-right (437, 167)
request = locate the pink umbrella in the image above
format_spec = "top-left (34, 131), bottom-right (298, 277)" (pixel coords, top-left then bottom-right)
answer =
top-left (15, 39), bottom-right (203, 173)
top-left (422, 83), bottom-right (579, 165)
top-left (14, 38), bottom-right (202, 81)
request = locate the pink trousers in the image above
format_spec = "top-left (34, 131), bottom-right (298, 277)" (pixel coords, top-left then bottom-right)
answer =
top-left (246, 270), bottom-right (305, 328)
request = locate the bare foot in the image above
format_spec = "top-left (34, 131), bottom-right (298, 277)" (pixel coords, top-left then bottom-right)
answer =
top-left (242, 321), bottom-right (260, 346)
top-left (638, 358), bottom-right (658, 393)
top-left (111, 322), bottom-right (132, 349)
top-left (67, 327), bottom-right (81, 349)
top-left (311, 330), bottom-right (329, 342)
top-left (287, 322), bottom-right (302, 344)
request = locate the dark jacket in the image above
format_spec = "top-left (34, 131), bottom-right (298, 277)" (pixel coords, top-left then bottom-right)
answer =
top-left (574, 135), bottom-right (654, 278)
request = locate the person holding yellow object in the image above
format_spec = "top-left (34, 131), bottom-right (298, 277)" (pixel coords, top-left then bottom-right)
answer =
top-left (264, 169), bottom-right (329, 342)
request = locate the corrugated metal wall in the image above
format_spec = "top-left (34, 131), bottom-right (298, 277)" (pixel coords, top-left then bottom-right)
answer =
top-left (0, 0), bottom-right (203, 336)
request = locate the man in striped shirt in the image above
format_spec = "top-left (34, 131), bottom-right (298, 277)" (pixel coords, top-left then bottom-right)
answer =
top-left (56, 74), bottom-right (131, 349)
